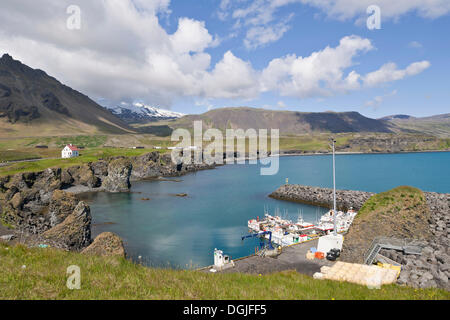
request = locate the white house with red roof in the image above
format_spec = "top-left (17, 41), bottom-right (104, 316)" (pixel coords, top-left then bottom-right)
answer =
top-left (61, 144), bottom-right (79, 158)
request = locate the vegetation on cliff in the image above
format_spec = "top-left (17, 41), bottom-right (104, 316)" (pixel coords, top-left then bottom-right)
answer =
top-left (0, 147), bottom-right (163, 177)
top-left (341, 186), bottom-right (431, 263)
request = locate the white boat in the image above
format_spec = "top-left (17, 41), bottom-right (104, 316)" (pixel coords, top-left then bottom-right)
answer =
top-left (246, 206), bottom-right (358, 247)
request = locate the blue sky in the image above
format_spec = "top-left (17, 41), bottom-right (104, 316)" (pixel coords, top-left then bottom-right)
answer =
top-left (0, 0), bottom-right (449, 118)
top-left (165, 0), bottom-right (450, 118)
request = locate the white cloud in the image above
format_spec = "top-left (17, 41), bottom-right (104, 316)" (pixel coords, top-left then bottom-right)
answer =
top-left (261, 35), bottom-right (372, 98)
top-left (363, 61), bottom-right (431, 87)
top-left (244, 20), bottom-right (292, 49)
top-left (260, 36), bottom-right (430, 99)
top-left (203, 51), bottom-right (259, 99)
top-left (0, 0), bottom-right (252, 106)
top-left (170, 18), bottom-right (215, 54)
top-left (224, 0), bottom-right (301, 49)
top-left (220, 0), bottom-right (450, 49)
top-left (365, 90), bottom-right (397, 108)
top-left (217, 0), bottom-right (232, 20)
top-left (408, 41), bottom-right (423, 48)
top-left (0, 1), bottom-right (432, 108)
top-left (300, 0), bottom-right (450, 20)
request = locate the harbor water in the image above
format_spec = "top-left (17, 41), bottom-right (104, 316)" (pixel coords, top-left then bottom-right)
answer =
top-left (84, 152), bottom-right (450, 269)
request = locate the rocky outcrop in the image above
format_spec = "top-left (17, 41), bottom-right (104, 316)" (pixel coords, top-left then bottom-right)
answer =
top-left (0, 151), bottom-right (217, 253)
top-left (65, 164), bottom-right (101, 189)
top-left (269, 184), bottom-right (374, 211)
top-left (340, 186), bottom-right (432, 263)
top-left (0, 152), bottom-right (160, 230)
top-left (47, 190), bottom-right (79, 227)
top-left (131, 152), bottom-right (165, 180)
top-left (82, 232), bottom-right (125, 257)
top-left (42, 201), bottom-right (92, 250)
top-left (102, 158), bottom-right (132, 192)
top-left (270, 184), bottom-right (450, 291)
top-left (1, 169), bottom-right (64, 233)
top-left (383, 192), bottom-right (450, 290)
top-left (345, 135), bottom-right (441, 153)
top-left (130, 152), bottom-right (216, 180)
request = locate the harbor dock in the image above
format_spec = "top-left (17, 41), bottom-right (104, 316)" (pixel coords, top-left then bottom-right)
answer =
top-left (201, 239), bottom-right (334, 276)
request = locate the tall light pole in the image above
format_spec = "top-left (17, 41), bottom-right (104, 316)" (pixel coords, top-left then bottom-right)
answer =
top-left (331, 138), bottom-right (337, 236)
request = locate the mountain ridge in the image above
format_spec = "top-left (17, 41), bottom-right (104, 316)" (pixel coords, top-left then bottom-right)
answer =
top-left (107, 103), bottom-right (184, 123)
top-left (0, 54), bottom-right (134, 136)
top-left (169, 107), bottom-right (394, 134)
top-left (0, 54), bottom-right (448, 138)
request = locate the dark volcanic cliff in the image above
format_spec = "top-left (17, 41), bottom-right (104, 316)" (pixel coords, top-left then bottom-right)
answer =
top-left (0, 54), bottom-right (132, 134)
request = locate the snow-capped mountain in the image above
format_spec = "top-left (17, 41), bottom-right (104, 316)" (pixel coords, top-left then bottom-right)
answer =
top-left (107, 103), bottom-right (184, 123)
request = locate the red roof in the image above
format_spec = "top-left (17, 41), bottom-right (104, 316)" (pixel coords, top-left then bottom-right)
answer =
top-left (66, 144), bottom-right (79, 151)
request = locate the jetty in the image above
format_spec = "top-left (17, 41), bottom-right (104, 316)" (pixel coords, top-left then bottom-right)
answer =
top-left (269, 184), bottom-right (374, 211)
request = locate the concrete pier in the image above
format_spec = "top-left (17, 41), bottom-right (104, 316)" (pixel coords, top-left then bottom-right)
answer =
top-left (201, 239), bottom-right (334, 276)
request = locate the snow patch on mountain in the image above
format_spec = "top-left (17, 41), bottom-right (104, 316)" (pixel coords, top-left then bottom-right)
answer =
top-left (107, 103), bottom-right (184, 122)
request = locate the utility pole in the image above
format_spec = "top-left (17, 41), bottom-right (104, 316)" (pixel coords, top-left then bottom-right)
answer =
top-left (317, 137), bottom-right (343, 255)
top-left (331, 138), bottom-right (337, 236)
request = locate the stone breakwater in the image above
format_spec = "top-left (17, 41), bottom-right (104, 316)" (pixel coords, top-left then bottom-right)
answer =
top-left (269, 184), bottom-right (450, 290)
top-left (269, 184), bottom-right (374, 211)
top-left (0, 152), bottom-right (216, 252)
top-left (385, 192), bottom-right (450, 290)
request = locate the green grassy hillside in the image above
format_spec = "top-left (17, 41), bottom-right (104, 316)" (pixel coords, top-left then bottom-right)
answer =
top-left (385, 114), bottom-right (450, 138)
top-left (169, 107), bottom-right (393, 135)
top-left (0, 242), bottom-right (448, 300)
top-left (0, 147), bottom-right (163, 177)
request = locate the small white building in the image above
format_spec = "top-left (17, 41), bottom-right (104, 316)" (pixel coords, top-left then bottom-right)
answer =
top-left (61, 144), bottom-right (79, 159)
top-left (211, 248), bottom-right (234, 272)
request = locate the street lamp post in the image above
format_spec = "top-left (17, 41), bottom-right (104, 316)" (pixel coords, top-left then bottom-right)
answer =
top-left (331, 138), bottom-right (337, 236)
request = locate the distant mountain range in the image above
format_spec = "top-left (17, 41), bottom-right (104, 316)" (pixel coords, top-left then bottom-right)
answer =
top-left (0, 54), bottom-right (448, 138)
top-left (381, 113), bottom-right (450, 138)
top-left (107, 103), bottom-right (184, 123)
top-left (164, 108), bottom-right (450, 137)
top-left (170, 107), bottom-right (394, 134)
top-left (379, 114), bottom-right (414, 121)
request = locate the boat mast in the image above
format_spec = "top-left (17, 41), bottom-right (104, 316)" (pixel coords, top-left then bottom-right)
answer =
top-left (331, 137), bottom-right (337, 236)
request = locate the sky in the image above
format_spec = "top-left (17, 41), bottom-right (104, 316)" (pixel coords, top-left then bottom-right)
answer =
top-left (0, 0), bottom-right (449, 118)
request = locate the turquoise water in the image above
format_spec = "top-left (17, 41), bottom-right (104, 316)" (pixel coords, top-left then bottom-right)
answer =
top-left (86, 152), bottom-right (450, 268)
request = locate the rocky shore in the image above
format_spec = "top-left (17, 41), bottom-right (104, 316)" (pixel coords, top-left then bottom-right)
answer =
top-left (270, 184), bottom-right (450, 290)
top-left (0, 151), bottom-right (216, 254)
top-left (385, 192), bottom-right (450, 290)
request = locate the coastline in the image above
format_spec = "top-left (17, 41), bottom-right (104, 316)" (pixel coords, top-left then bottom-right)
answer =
top-left (2, 150), bottom-right (449, 256)
top-left (278, 148), bottom-right (450, 158)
